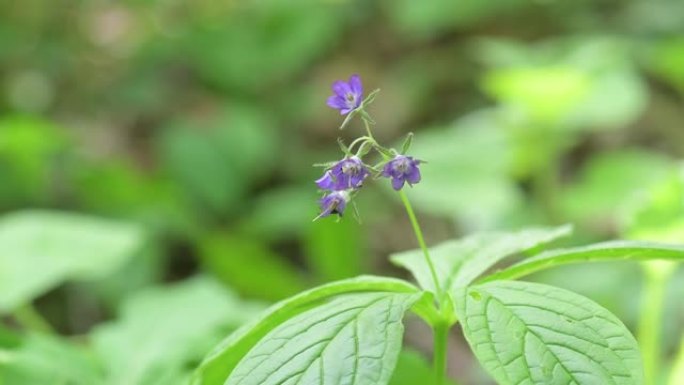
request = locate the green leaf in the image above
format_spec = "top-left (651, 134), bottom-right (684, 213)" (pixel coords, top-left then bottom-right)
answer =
top-left (0, 210), bottom-right (144, 312)
top-left (93, 276), bottom-right (261, 385)
top-left (225, 291), bottom-right (419, 385)
top-left (482, 241), bottom-right (684, 283)
top-left (456, 280), bottom-right (643, 384)
top-left (391, 225), bottom-right (571, 294)
top-left (192, 276), bottom-right (419, 385)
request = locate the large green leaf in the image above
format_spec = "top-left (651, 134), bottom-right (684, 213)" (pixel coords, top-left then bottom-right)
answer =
top-left (456, 281), bottom-right (643, 384)
top-left (192, 276), bottom-right (420, 385)
top-left (226, 292), bottom-right (419, 385)
top-left (0, 210), bottom-right (144, 312)
top-left (93, 276), bottom-right (260, 385)
top-left (482, 241), bottom-right (684, 283)
top-left (391, 226), bottom-right (570, 294)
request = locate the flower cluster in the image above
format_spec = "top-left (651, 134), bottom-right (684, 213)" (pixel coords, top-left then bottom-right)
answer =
top-left (315, 75), bottom-right (423, 219)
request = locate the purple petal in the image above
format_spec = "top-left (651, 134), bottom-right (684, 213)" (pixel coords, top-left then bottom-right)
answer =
top-left (406, 166), bottom-right (421, 184)
top-left (318, 196), bottom-right (334, 217)
top-left (340, 107), bottom-right (352, 115)
top-left (349, 74), bottom-right (363, 97)
top-left (331, 80), bottom-right (351, 97)
top-left (315, 171), bottom-right (336, 190)
top-left (335, 199), bottom-right (347, 215)
top-left (391, 177), bottom-right (405, 191)
top-left (381, 162), bottom-right (393, 177)
top-left (326, 95), bottom-right (347, 110)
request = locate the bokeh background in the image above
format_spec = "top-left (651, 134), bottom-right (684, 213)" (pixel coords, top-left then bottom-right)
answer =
top-left (1, 0), bottom-right (684, 384)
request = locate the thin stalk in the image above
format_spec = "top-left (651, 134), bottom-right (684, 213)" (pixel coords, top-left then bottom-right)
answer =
top-left (398, 190), bottom-right (443, 300)
top-left (638, 261), bottom-right (676, 385)
top-left (360, 113), bottom-right (375, 141)
top-left (13, 303), bottom-right (54, 334)
top-left (359, 110), bottom-right (449, 383)
top-left (433, 321), bottom-right (449, 385)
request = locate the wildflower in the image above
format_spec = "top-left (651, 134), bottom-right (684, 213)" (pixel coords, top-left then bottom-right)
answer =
top-left (326, 74), bottom-right (363, 115)
top-left (317, 190), bottom-right (350, 218)
top-left (315, 156), bottom-right (369, 191)
top-left (382, 155), bottom-right (422, 190)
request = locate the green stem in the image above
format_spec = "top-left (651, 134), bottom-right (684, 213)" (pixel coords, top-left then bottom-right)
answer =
top-left (360, 115), bottom-right (375, 141)
top-left (433, 321), bottom-right (449, 385)
top-left (398, 190), bottom-right (443, 299)
top-left (359, 109), bottom-right (450, 383)
top-left (638, 261), bottom-right (675, 385)
top-left (13, 303), bottom-right (54, 334)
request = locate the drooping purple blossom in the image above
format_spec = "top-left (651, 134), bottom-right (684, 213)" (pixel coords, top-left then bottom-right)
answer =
top-left (315, 156), bottom-right (369, 191)
top-left (326, 74), bottom-right (363, 115)
top-left (382, 155), bottom-right (422, 190)
top-left (318, 190), bottom-right (350, 218)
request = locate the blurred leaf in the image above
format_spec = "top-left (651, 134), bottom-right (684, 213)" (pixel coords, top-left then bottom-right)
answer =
top-left (75, 160), bottom-right (189, 228)
top-left (647, 37), bottom-right (684, 92)
top-left (481, 38), bottom-right (647, 130)
top-left (625, 165), bottom-right (684, 243)
top-left (483, 66), bottom-right (591, 123)
top-left (483, 241), bottom-right (684, 282)
top-left (671, 337), bottom-right (684, 385)
top-left (187, 2), bottom-right (344, 92)
top-left (456, 281), bottom-right (643, 384)
top-left (561, 150), bottom-right (673, 226)
top-left (0, 210), bottom-right (145, 312)
top-left (0, 333), bottom-right (103, 385)
top-left (391, 225), bottom-right (570, 294)
top-left (384, 0), bottom-right (528, 38)
top-left (0, 116), bottom-right (68, 206)
top-left (93, 276), bottom-right (261, 385)
top-left (158, 106), bottom-right (277, 216)
top-left (193, 276), bottom-right (419, 385)
top-left (567, 65), bottom-right (647, 129)
top-left (240, 186), bottom-right (316, 242)
top-left (404, 111), bottom-right (521, 228)
top-left (198, 233), bottom-right (308, 301)
top-left (304, 214), bottom-right (365, 282)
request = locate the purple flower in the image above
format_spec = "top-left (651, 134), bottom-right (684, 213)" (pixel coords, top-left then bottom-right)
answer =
top-left (318, 190), bottom-right (350, 218)
top-left (315, 156), bottom-right (370, 191)
top-left (326, 74), bottom-right (363, 115)
top-left (382, 155), bottom-right (422, 190)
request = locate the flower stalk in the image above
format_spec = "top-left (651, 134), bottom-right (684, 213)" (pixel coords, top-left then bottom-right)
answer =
top-left (319, 74), bottom-right (449, 384)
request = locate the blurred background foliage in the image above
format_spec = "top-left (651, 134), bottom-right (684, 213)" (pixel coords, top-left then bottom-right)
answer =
top-left (0, 0), bottom-right (684, 384)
